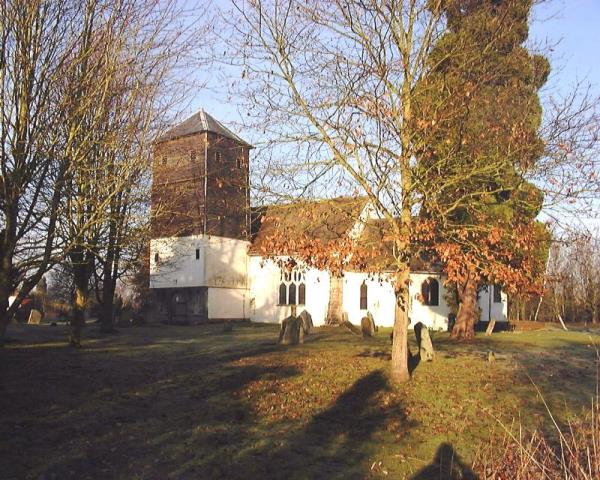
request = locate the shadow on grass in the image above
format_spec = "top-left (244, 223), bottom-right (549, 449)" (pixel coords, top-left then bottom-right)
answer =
top-left (411, 443), bottom-right (478, 480)
top-left (219, 369), bottom-right (416, 479)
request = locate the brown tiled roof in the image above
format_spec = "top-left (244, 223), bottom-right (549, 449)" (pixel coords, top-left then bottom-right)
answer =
top-left (249, 196), bottom-right (368, 254)
top-left (156, 109), bottom-right (252, 146)
top-left (353, 219), bottom-right (444, 273)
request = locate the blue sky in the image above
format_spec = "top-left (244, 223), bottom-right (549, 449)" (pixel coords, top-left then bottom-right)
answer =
top-left (190, 0), bottom-right (600, 135)
top-left (530, 0), bottom-right (600, 96)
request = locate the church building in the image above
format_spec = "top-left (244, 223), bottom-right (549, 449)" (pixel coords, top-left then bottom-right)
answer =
top-left (148, 110), bottom-right (508, 330)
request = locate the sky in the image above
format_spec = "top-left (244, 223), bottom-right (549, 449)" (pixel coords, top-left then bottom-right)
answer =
top-left (529, 0), bottom-right (600, 97)
top-left (188, 0), bottom-right (600, 134)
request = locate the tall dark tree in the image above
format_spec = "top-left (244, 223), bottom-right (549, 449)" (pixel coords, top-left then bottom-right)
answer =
top-left (414, 0), bottom-right (550, 338)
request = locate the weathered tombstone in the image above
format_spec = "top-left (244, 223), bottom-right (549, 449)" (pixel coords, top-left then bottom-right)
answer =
top-left (487, 350), bottom-right (496, 363)
top-left (485, 319), bottom-right (496, 336)
top-left (27, 309), bottom-right (42, 325)
top-left (367, 311), bottom-right (377, 334)
top-left (361, 316), bottom-right (376, 338)
top-left (298, 310), bottom-right (313, 334)
top-left (278, 316), bottom-right (303, 345)
top-left (414, 322), bottom-right (435, 361)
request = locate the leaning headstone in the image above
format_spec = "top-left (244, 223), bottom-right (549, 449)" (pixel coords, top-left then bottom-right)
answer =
top-left (27, 309), bottom-right (42, 325)
top-left (367, 311), bottom-right (378, 333)
top-left (298, 310), bottom-right (313, 334)
top-left (485, 319), bottom-right (496, 336)
top-left (278, 316), bottom-right (303, 345)
top-left (414, 322), bottom-right (435, 361)
top-left (361, 316), bottom-right (375, 338)
top-left (340, 312), bottom-right (361, 336)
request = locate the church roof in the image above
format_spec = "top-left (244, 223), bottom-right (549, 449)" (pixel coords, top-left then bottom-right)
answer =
top-left (250, 197), bottom-right (444, 273)
top-left (156, 109), bottom-right (252, 146)
top-left (249, 196), bottom-right (369, 255)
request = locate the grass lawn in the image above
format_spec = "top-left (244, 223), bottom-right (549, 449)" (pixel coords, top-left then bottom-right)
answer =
top-left (1, 322), bottom-right (598, 479)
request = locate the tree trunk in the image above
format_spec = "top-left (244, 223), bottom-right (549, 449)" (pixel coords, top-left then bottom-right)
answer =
top-left (391, 269), bottom-right (410, 383)
top-left (326, 275), bottom-right (343, 325)
top-left (70, 262), bottom-right (90, 348)
top-left (451, 275), bottom-right (479, 340)
top-left (70, 288), bottom-right (86, 347)
top-left (99, 279), bottom-right (116, 333)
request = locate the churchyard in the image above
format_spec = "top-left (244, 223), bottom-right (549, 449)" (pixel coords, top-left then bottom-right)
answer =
top-left (1, 322), bottom-right (597, 479)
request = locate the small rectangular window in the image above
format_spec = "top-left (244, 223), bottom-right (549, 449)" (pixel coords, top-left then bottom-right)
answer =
top-left (190, 150), bottom-right (197, 162)
top-left (215, 152), bottom-right (222, 162)
top-left (161, 156), bottom-right (167, 166)
top-left (195, 248), bottom-right (200, 260)
top-left (493, 284), bottom-right (502, 303)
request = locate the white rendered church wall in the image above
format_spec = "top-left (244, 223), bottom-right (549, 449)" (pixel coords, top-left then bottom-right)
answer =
top-left (341, 272), bottom-right (396, 328)
top-left (478, 285), bottom-right (508, 322)
top-left (248, 256), bottom-right (330, 325)
top-left (408, 273), bottom-right (451, 331)
top-left (208, 287), bottom-right (250, 320)
top-left (150, 235), bottom-right (249, 289)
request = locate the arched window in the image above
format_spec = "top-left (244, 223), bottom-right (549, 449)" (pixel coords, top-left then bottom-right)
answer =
top-left (279, 283), bottom-right (287, 305)
top-left (360, 282), bottom-right (368, 310)
top-left (421, 278), bottom-right (439, 306)
top-left (298, 283), bottom-right (306, 305)
top-left (278, 267), bottom-right (306, 306)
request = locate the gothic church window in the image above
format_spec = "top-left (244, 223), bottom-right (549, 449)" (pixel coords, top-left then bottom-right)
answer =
top-left (278, 267), bottom-right (306, 305)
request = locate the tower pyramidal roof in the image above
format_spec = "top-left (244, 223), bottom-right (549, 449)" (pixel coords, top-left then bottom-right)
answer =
top-left (157, 109), bottom-right (252, 146)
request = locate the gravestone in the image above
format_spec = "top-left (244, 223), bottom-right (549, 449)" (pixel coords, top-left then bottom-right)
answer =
top-left (340, 312), bottom-right (361, 335)
top-left (367, 312), bottom-right (377, 333)
top-left (361, 312), bottom-right (376, 338)
top-left (298, 310), bottom-right (313, 334)
top-left (414, 322), bottom-right (435, 361)
top-left (27, 309), bottom-right (42, 325)
top-left (278, 316), bottom-right (303, 345)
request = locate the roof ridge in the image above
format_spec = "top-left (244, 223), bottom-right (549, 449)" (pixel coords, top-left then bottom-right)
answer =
top-left (156, 109), bottom-right (252, 146)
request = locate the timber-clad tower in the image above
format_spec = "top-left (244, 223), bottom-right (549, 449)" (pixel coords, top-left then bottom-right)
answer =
top-left (149, 110), bottom-right (252, 324)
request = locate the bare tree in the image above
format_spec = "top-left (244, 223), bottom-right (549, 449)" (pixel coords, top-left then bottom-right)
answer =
top-left (59, 0), bottom-right (201, 346)
top-left (221, 0), bottom-right (561, 382)
top-left (0, 1), bottom-right (96, 342)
